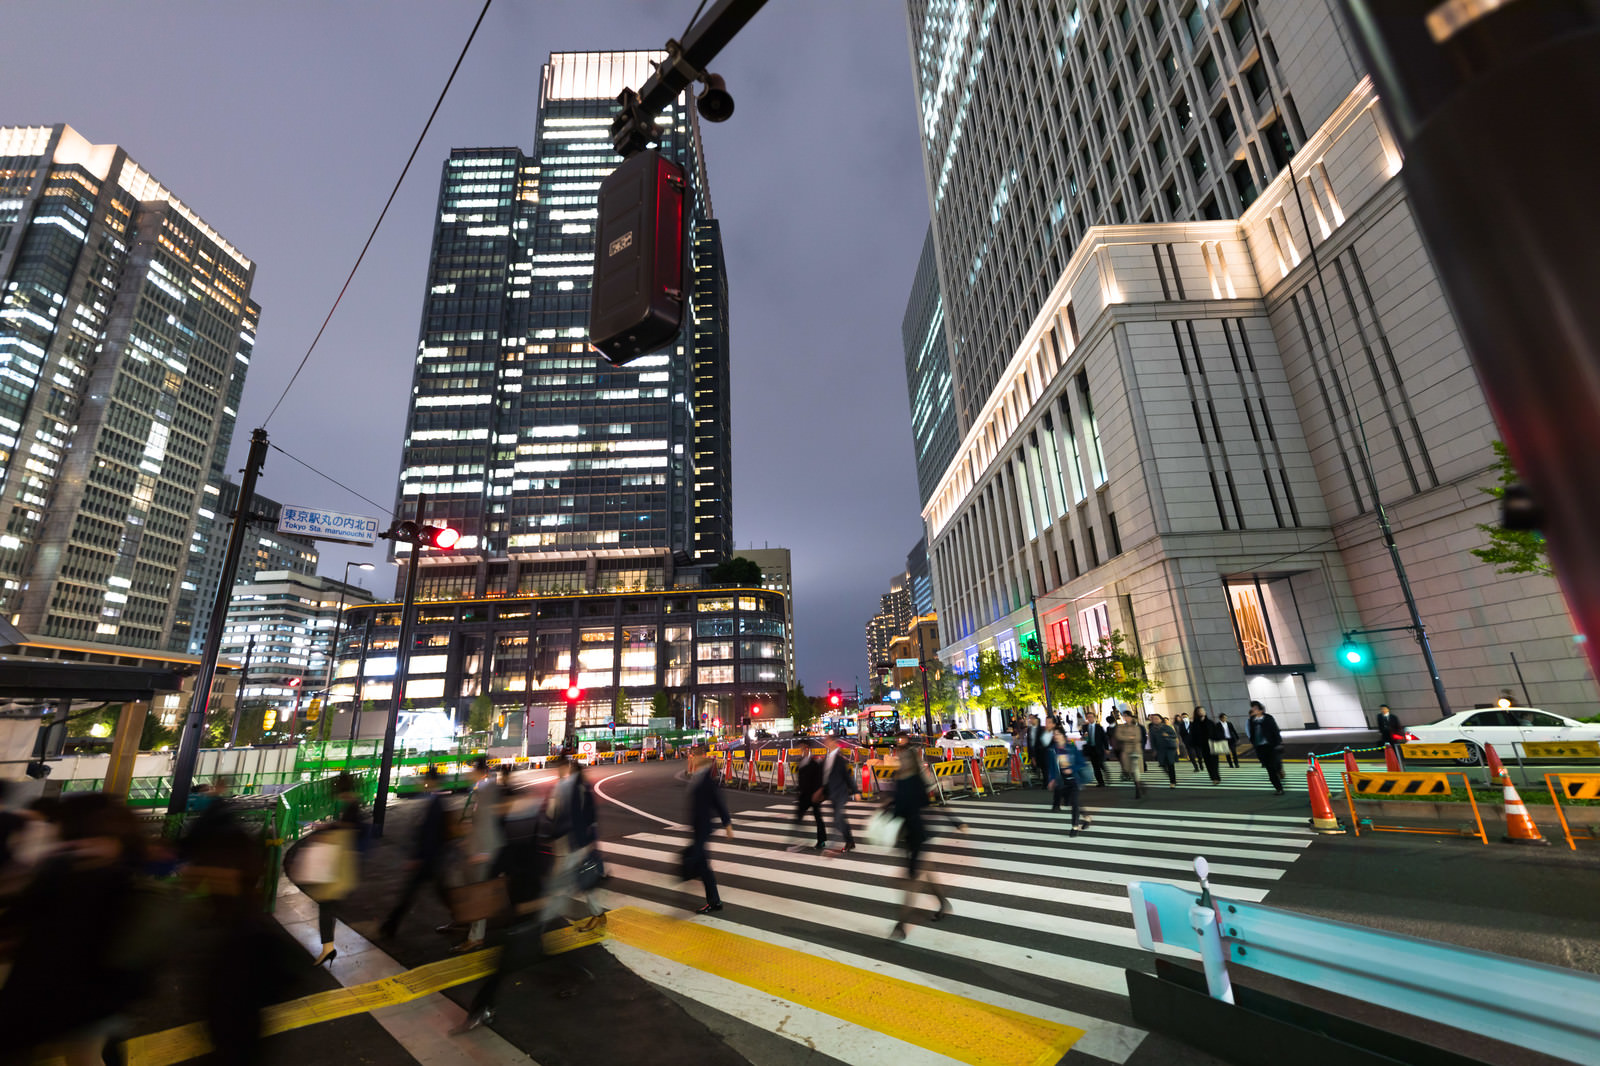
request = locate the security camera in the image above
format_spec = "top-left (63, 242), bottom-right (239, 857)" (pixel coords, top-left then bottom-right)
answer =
top-left (696, 74), bottom-right (734, 123)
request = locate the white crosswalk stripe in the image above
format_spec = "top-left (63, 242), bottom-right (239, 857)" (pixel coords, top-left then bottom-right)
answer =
top-left (594, 791), bottom-right (1317, 1065)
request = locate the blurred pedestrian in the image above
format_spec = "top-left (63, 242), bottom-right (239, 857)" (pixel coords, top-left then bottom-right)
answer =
top-left (1148, 714), bottom-right (1180, 787)
top-left (300, 772), bottom-right (366, 966)
top-left (1046, 726), bottom-right (1089, 833)
top-left (0, 795), bottom-right (174, 1065)
top-left (1191, 707), bottom-right (1223, 784)
top-left (1217, 713), bottom-right (1242, 768)
top-left (1112, 709), bottom-right (1147, 799)
top-left (454, 757), bottom-right (503, 951)
top-left (378, 767), bottom-right (455, 940)
top-left (686, 752), bottom-right (733, 914)
top-left (540, 752), bottom-right (607, 933)
top-left (1080, 710), bottom-right (1109, 787)
top-left (456, 784), bottom-right (552, 1034)
top-left (1248, 701), bottom-right (1286, 794)
top-left (1027, 714), bottom-right (1049, 787)
top-left (793, 745), bottom-right (827, 849)
top-left (818, 735), bottom-right (857, 853)
top-left (887, 744), bottom-right (956, 940)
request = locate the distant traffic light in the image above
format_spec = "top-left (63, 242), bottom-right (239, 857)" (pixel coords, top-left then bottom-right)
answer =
top-left (750, 703), bottom-right (761, 716)
top-left (828, 691), bottom-right (842, 709)
top-left (1024, 636), bottom-right (1041, 658)
top-left (287, 677), bottom-right (301, 688)
top-left (565, 685), bottom-right (583, 702)
top-left (589, 149), bottom-right (687, 365)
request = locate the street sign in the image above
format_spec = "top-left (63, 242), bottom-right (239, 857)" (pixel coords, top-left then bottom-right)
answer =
top-left (895, 658), bottom-right (919, 668)
top-left (578, 741), bottom-right (597, 757)
top-left (277, 505), bottom-right (380, 545)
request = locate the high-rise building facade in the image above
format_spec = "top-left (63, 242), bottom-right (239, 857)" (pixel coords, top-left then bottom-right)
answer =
top-left (903, 3), bottom-right (1598, 727)
top-left (902, 228), bottom-right (959, 506)
top-left (0, 125), bottom-right (256, 652)
top-left (220, 570), bottom-right (373, 712)
top-left (740, 547), bottom-right (796, 689)
top-left (337, 52), bottom-right (763, 748)
top-left (393, 51), bottom-right (728, 592)
top-left (185, 479), bottom-right (320, 655)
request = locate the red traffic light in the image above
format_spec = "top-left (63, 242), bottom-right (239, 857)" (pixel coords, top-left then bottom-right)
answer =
top-left (287, 678), bottom-right (302, 688)
top-left (828, 692), bottom-right (842, 708)
top-left (565, 685), bottom-right (582, 701)
top-left (750, 704), bottom-right (760, 716)
top-left (426, 525), bottom-right (459, 549)
top-left (589, 149), bottom-right (687, 365)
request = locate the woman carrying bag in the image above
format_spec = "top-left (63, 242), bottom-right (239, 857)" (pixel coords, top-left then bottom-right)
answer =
top-left (297, 773), bottom-right (367, 967)
top-left (1046, 727), bottom-right (1091, 833)
top-left (883, 744), bottom-right (962, 941)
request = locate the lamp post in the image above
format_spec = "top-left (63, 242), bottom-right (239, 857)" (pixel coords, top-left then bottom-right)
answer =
top-left (319, 561), bottom-right (374, 746)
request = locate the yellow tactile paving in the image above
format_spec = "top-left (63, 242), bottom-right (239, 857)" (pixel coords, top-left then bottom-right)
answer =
top-left (114, 924), bottom-right (607, 1066)
top-left (605, 906), bottom-right (1084, 1066)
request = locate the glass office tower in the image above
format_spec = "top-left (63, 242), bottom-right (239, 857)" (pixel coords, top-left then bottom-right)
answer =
top-left (394, 51), bottom-right (731, 595)
top-left (0, 125), bottom-right (257, 652)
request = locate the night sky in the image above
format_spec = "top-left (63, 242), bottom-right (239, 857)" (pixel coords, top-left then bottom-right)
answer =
top-left (0, 1), bottom-right (932, 693)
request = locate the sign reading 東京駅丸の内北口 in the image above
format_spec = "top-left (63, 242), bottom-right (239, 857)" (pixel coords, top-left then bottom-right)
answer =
top-left (277, 505), bottom-right (380, 545)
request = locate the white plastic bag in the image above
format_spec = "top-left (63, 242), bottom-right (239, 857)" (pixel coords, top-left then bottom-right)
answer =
top-left (865, 810), bottom-right (903, 848)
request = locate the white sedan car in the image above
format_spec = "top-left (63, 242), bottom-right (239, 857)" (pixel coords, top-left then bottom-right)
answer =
top-left (935, 729), bottom-right (1012, 757)
top-left (1406, 707), bottom-right (1600, 764)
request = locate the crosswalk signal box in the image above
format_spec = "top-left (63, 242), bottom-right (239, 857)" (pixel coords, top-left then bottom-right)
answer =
top-left (589, 149), bottom-right (686, 365)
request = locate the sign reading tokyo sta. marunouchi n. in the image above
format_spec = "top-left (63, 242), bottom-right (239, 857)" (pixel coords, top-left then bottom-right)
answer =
top-left (277, 505), bottom-right (380, 545)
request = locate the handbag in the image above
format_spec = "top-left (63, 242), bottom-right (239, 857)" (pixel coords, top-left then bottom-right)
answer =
top-left (1209, 739), bottom-right (1229, 756)
top-left (576, 849), bottom-right (605, 891)
top-left (680, 841), bottom-right (706, 881)
top-left (865, 809), bottom-right (903, 848)
top-left (449, 876), bottom-right (509, 923)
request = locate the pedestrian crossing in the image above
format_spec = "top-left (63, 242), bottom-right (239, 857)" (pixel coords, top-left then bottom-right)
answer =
top-left (590, 794), bottom-right (1315, 1065)
top-left (1125, 758), bottom-right (1332, 792)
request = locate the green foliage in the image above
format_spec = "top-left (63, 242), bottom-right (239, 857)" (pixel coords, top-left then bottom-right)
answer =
top-left (613, 686), bottom-right (631, 725)
top-left (968, 630), bottom-right (1161, 720)
top-left (1471, 441), bottom-right (1552, 577)
top-left (651, 689), bottom-right (673, 721)
top-left (705, 556), bottom-right (764, 586)
top-left (467, 693), bottom-right (495, 734)
top-left (138, 712), bottom-right (175, 751)
top-left (787, 683), bottom-right (817, 730)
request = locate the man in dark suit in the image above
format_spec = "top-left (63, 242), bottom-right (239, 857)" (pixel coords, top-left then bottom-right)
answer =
top-left (1080, 711), bottom-right (1110, 786)
top-left (793, 747), bottom-right (827, 850)
top-left (1027, 715), bottom-right (1049, 787)
top-left (1376, 705), bottom-right (1405, 768)
top-left (1247, 701), bottom-right (1285, 794)
top-left (688, 753), bottom-right (733, 914)
top-left (818, 736), bottom-right (857, 853)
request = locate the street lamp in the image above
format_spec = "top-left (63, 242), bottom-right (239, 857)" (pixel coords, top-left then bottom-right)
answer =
top-left (319, 561), bottom-right (375, 746)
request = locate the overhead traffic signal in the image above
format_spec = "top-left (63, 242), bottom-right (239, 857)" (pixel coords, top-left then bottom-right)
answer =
top-left (828, 690), bottom-right (843, 709)
top-left (1338, 634), bottom-right (1372, 670)
top-left (565, 685), bottom-right (583, 702)
top-left (589, 149), bottom-right (687, 365)
top-left (382, 521), bottom-right (460, 550)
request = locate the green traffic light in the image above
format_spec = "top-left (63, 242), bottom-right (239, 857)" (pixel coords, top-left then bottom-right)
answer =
top-left (1338, 638), bottom-right (1370, 669)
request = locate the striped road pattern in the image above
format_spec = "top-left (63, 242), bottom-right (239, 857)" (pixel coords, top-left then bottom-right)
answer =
top-left (594, 795), bottom-right (1314, 1066)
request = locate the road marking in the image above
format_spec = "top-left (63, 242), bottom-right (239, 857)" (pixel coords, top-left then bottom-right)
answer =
top-left (605, 906), bottom-right (1086, 1066)
top-left (602, 890), bottom-right (1145, 1064)
top-left (591, 768), bottom-right (682, 828)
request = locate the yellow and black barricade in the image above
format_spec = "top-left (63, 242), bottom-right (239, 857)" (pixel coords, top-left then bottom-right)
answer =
top-left (1343, 770), bottom-right (1486, 843)
top-left (1524, 740), bottom-right (1600, 760)
top-left (1545, 772), bottom-right (1600, 850)
top-left (927, 759), bottom-right (971, 803)
top-left (1400, 741), bottom-right (1470, 762)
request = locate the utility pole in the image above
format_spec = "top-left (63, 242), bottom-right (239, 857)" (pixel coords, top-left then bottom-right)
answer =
top-left (228, 634), bottom-right (256, 748)
top-left (1030, 597), bottom-right (1055, 720)
top-left (170, 428), bottom-right (269, 816)
top-left (372, 495), bottom-right (427, 837)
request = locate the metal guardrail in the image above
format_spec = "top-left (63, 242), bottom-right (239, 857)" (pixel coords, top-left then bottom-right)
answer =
top-left (1129, 859), bottom-right (1600, 1065)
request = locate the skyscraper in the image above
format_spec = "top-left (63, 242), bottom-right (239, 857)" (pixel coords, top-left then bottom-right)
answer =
top-left (901, 3), bottom-right (1598, 725)
top-left (393, 51), bottom-right (729, 598)
top-left (0, 125), bottom-right (256, 652)
top-left (902, 228), bottom-right (958, 506)
top-left (336, 52), bottom-right (769, 747)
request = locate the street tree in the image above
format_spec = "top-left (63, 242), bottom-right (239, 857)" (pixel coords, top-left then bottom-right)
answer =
top-left (787, 683), bottom-right (817, 731)
top-left (1471, 440), bottom-right (1552, 577)
top-left (467, 693), bottom-right (495, 736)
top-left (705, 556), bottom-right (764, 586)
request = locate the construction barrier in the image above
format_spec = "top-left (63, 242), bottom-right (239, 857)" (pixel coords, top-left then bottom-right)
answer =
top-left (927, 759), bottom-right (972, 802)
top-left (1498, 772), bottom-right (1547, 845)
top-left (1523, 740), bottom-right (1600, 760)
top-left (982, 749), bottom-right (1011, 790)
top-left (1545, 772), bottom-right (1600, 850)
top-left (1307, 758), bottom-right (1344, 834)
top-left (1343, 770), bottom-right (1487, 844)
top-left (1399, 741), bottom-right (1470, 762)
top-left (749, 759), bottom-right (782, 792)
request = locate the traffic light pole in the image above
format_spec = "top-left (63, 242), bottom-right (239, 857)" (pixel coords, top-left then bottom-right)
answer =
top-left (227, 633), bottom-right (255, 749)
top-left (372, 494), bottom-right (426, 837)
top-left (169, 428), bottom-right (270, 817)
top-left (918, 663), bottom-right (934, 735)
top-left (1030, 596), bottom-right (1055, 720)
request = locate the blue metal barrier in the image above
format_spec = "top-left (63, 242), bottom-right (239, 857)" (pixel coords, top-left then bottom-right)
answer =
top-left (1130, 862), bottom-right (1600, 1065)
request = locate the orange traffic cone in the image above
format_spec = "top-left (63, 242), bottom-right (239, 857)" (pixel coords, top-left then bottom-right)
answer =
top-left (1307, 757), bottom-right (1344, 834)
top-left (1009, 751), bottom-right (1024, 786)
top-left (1384, 743), bottom-right (1402, 773)
top-left (861, 762), bottom-right (875, 797)
top-left (1344, 747), bottom-right (1360, 779)
top-left (1500, 772), bottom-right (1548, 845)
top-left (1486, 743), bottom-right (1508, 785)
top-left (776, 753), bottom-right (787, 792)
top-left (969, 756), bottom-right (985, 795)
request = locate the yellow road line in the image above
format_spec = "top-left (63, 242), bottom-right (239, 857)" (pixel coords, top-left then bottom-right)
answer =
top-left (605, 906), bottom-right (1083, 1066)
top-left (119, 925), bottom-right (606, 1066)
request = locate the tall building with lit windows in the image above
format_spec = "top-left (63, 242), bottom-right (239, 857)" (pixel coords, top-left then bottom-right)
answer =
top-left (344, 52), bottom-right (769, 750)
top-left (901, 2), bottom-right (1599, 729)
top-left (0, 125), bottom-right (257, 652)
